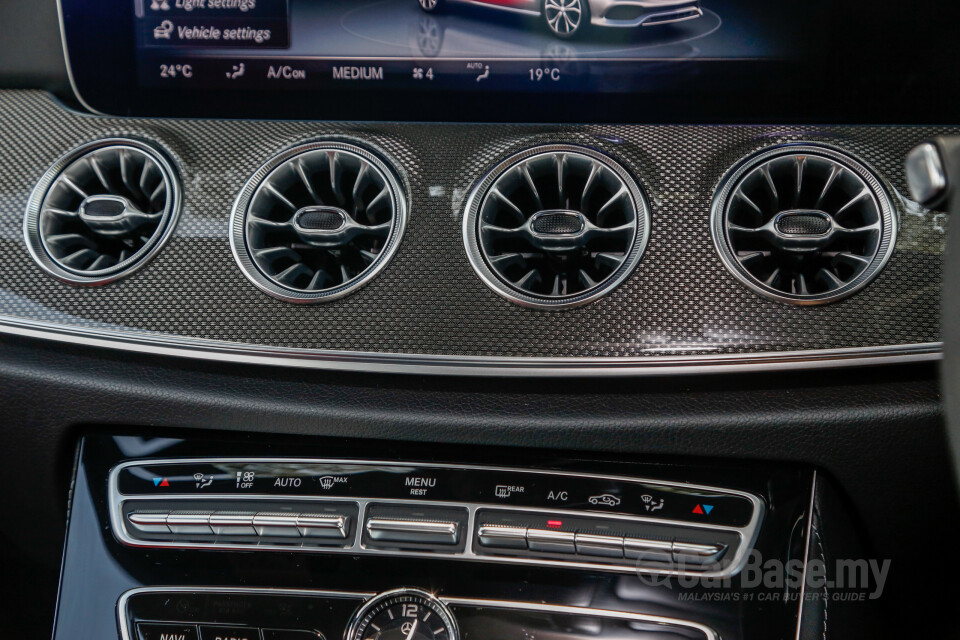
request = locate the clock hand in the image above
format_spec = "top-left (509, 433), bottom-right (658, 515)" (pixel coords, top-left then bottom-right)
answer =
top-left (404, 619), bottom-right (419, 640)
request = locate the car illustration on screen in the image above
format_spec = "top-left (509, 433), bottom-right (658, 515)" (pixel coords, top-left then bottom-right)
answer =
top-left (417, 0), bottom-right (703, 39)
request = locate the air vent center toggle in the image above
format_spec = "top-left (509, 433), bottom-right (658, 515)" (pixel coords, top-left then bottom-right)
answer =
top-left (531, 210), bottom-right (586, 236)
top-left (774, 210), bottom-right (832, 237)
top-left (78, 195), bottom-right (160, 237)
top-left (764, 210), bottom-right (849, 253)
top-left (290, 205), bottom-right (384, 248)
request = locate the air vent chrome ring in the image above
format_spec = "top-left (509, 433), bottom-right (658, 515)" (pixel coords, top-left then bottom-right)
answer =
top-left (464, 145), bottom-right (651, 309)
top-left (230, 141), bottom-right (407, 303)
top-left (711, 144), bottom-right (897, 305)
top-left (23, 138), bottom-right (182, 285)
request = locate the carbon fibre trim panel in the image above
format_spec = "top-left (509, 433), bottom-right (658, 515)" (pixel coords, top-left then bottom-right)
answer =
top-left (0, 91), bottom-right (950, 368)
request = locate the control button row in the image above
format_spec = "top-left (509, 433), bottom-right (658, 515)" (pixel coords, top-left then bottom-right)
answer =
top-left (477, 524), bottom-right (727, 565)
top-left (128, 511), bottom-right (349, 539)
top-left (137, 622), bottom-right (322, 640)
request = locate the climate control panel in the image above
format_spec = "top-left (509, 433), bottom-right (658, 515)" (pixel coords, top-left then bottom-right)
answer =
top-left (110, 459), bottom-right (763, 577)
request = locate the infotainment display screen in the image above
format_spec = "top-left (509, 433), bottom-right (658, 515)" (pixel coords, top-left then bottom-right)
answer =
top-left (58, 0), bottom-right (960, 122)
top-left (130, 0), bottom-right (789, 93)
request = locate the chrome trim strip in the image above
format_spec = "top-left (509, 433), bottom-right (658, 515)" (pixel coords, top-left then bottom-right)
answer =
top-left (794, 471), bottom-right (819, 640)
top-left (117, 587), bottom-right (717, 640)
top-left (108, 457), bottom-right (764, 579)
top-left (55, 0), bottom-right (107, 116)
top-left (0, 316), bottom-right (940, 377)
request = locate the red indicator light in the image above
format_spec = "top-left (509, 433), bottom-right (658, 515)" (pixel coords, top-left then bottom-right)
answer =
top-left (547, 520), bottom-right (563, 528)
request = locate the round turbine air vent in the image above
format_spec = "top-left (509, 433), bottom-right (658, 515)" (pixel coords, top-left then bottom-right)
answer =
top-left (23, 139), bottom-right (181, 285)
top-left (711, 145), bottom-right (897, 305)
top-left (463, 145), bottom-right (651, 309)
top-left (230, 142), bottom-right (407, 303)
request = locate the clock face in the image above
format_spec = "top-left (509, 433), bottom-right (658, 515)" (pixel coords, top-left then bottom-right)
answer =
top-left (346, 590), bottom-right (458, 640)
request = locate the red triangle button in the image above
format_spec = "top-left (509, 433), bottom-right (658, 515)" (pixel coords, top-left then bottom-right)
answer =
top-left (692, 504), bottom-right (704, 514)
top-left (159, 478), bottom-right (170, 487)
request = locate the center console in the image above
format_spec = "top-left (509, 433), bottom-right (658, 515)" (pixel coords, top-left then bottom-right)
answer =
top-left (55, 434), bottom-right (814, 640)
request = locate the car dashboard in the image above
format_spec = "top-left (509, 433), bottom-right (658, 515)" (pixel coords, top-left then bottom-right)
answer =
top-left (0, 1), bottom-right (958, 639)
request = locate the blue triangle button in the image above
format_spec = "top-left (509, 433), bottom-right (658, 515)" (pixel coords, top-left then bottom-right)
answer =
top-left (703, 504), bottom-right (714, 514)
top-left (152, 477), bottom-right (162, 486)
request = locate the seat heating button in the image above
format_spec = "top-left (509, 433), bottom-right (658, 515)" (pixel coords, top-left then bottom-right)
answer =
top-left (527, 528), bottom-right (576, 554)
top-left (166, 512), bottom-right (213, 535)
top-left (199, 625), bottom-right (261, 640)
top-left (137, 623), bottom-right (199, 640)
top-left (477, 524), bottom-right (528, 549)
top-left (574, 533), bottom-right (624, 558)
top-left (623, 537), bottom-right (673, 563)
top-left (253, 513), bottom-right (302, 537)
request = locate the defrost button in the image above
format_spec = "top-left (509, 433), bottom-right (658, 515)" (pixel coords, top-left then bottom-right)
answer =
top-left (477, 524), bottom-right (528, 549)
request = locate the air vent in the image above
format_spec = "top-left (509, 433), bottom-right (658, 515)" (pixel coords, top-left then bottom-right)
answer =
top-left (711, 145), bottom-right (897, 305)
top-left (23, 139), bottom-right (181, 285)
top-left (230, 142), bottom-right (407, 303)
top-left (463, 145), bottom-right (651, 309)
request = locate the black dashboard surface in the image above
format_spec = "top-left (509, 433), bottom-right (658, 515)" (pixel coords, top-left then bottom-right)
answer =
top-left (0, 1), bottom-right (68, 93)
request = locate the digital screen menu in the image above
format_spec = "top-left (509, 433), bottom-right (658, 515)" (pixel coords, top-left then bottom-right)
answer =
top-left (132, 0), bottom-right (799, 93)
